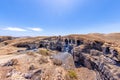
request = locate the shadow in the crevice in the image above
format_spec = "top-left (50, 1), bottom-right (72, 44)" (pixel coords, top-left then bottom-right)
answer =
top-left (74, 62), bottom-right (84, 68)
top-left (115, 61), bottom-right (120, 67)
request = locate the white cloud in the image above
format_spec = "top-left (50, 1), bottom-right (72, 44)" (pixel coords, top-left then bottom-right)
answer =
top-left (28, 28), bottom-right (43, 31)
top-left (1, 27), bottom-right (43, 32)
top-left (3, 27), bottom-right (26, 32)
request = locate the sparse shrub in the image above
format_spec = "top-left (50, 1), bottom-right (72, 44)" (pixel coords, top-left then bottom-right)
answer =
top-left (53, 58), bottom-right (62, 66)
top-left (27, 52), bottom-right (33, 55)
top-left (38, 48), bottom-right (50, 56)
top-left (67, 70), bottom-right (77, 79)
top-left (29, 65), bottom-right (35, 70)
top-left (4, 42), bottom-right (8, 45)
top-left (27, 52), bottom-right (36, 57)
top-left (11, 59), bottom-right (18, 65)
top-left (38, 57), bottom-right (48, 64)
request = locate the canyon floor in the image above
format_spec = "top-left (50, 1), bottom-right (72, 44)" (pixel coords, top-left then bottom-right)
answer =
top-left (0, 33), bottom-right (120, 80)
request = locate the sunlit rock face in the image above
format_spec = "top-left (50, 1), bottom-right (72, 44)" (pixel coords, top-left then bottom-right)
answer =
top-left (52, 52), bottom-right (75, 70)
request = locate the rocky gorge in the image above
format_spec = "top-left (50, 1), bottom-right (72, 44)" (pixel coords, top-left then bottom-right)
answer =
top-left (12, 35), bottom-right (120, 80)
top-left (0, 33), bottom-right (120, 80)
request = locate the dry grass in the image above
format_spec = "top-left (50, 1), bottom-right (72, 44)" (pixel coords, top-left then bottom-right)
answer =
top-left (37, 48), bottom-right (50, 56)
top-left (26, 52), bottom-right (36, 56)
top-left (67, 70), bottom-right (78, 79)
top-left (38, 56), bottom-right (49, 64)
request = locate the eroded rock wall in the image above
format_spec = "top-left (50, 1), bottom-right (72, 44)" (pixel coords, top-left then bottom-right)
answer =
top-left (73, 44), bottom-right (120, 80)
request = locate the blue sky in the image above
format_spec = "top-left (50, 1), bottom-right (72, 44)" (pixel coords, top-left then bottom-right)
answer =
top-left (0, 0), bottom-right (120, 36)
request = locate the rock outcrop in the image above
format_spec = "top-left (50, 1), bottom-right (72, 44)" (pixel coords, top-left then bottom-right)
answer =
top-left (73, 43), bottom-right (120, 80)
top-left (1, 34), bottom-right (120, 80)
top-left (0, 36), bottom-right (14, 42)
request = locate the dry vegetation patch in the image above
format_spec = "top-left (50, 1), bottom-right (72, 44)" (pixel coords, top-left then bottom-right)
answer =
top-left (68, 70), bottom-right (77, 79)
top-left (37, 48), bottom-right (50, 56)
top-left (53, 58), bottom-right (62, 66)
